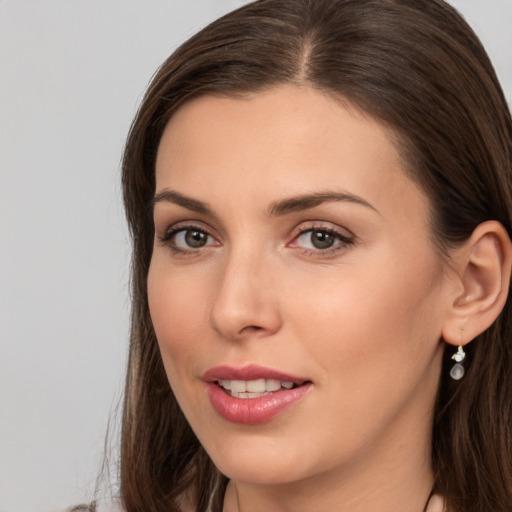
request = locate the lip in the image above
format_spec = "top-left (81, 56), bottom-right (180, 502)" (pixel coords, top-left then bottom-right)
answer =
top-left (203, 365), bottom-right (312, 424)
top-left (202, 364), bottom-right (309, 383)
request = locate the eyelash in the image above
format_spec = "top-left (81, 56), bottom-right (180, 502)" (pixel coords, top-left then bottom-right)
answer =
top-left (289, 225), bottom-right (355, 257)
top-left (158, 224), bottom-right (217, 255)
top-left (157, 223), bottom-right (355, 257)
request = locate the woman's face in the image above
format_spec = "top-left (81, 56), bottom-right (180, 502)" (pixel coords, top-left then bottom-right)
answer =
top-left (149, 85), bottom-right (452, 486)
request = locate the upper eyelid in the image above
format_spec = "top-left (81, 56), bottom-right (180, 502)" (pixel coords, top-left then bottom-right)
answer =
top-left (289, 221), bottom-right (355, 239)
top-left (295, 227), bottom-right (353, 239)
top-left (152, 203), bottom-right (224, 236)
top-left (157, 219), bottom-right (215, 236)
top-left (156, 219), bottom-right (355, 245)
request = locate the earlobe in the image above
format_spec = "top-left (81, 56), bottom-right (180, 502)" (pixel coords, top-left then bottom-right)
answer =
top-left (442, 221), bottom-right (512, 347)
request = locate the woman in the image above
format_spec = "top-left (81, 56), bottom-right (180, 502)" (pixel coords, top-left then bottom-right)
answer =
top-left (118, 0), bottom-right (512, 511)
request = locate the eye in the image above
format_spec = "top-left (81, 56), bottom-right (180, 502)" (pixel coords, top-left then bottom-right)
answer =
top-left (302, 230), bottom-right (337, 249)
top-left (158, 225), bottom-right (219, 253)
top-left (175, 229), bottom-right (211, 249)
top-left (290, 226), bottom-right (354, 254)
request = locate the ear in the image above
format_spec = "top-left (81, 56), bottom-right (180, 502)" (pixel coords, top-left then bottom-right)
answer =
top-left (442, 221), bottom-right (512, 347)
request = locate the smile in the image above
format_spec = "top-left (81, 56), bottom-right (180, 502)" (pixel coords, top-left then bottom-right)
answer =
top-left (217, 378), bottom-right (299, 398)
top-left (203, 365), bottom-right (312, 424)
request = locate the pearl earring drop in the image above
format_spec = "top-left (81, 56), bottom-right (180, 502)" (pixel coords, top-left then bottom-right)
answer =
top-left (450, 345), bottom-right (466, 380)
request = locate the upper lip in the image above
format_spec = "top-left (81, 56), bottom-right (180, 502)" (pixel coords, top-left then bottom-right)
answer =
top-left (202, 364), bottom-right (310, 384)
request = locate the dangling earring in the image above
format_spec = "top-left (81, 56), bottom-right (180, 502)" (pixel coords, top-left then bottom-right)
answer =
top-left (450, 345), bottom-right (466, 380)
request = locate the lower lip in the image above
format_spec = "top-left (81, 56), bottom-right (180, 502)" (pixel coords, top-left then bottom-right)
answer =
top-left (206, 383), bottom-right (312, 424)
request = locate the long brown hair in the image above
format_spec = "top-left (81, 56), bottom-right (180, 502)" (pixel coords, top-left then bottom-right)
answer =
top-left (120, 1), bottom-right (512, 511)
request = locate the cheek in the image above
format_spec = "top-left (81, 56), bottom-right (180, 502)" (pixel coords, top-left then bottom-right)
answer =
top-left (286, 251), bottom-right (444, 384)
top-left (277, 256), bottom-right (444, 461)
top-left (147, 260), bottom-right (210, 378)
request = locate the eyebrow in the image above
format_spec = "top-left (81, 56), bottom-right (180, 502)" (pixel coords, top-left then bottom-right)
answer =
top-left (152, 189), bottom-right (214, 216)
top-left (268, 192), bottom-right (379, 216)
top-left (152, 188), bottom-right (378, 216)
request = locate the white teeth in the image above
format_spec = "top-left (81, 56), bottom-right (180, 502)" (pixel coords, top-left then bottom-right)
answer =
top-left (246, 379), bottom-right (266, 392)
top-left (230, 380), bottom-right (246, 393)
top-left (218, 379), bottom-right (231, 390)
top-left (217, 378), bottom-right (298, 395)
top-left (266, 379), bottom-right (281, 391)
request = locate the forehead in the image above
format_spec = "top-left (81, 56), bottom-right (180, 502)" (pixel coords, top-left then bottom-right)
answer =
top-left (155, 85), bottom-right (429, 223)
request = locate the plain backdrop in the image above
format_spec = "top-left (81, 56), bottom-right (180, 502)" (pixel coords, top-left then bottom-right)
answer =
top-left (0, 1), bottom-right (511, 511)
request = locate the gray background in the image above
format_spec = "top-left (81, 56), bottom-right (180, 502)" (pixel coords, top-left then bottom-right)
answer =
top-left (1, 1), bottom-right (511, 511)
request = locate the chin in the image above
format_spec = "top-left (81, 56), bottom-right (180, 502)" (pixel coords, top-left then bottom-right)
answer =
top-left (215, 459), bottom-right (308, 486)
top-left (201, 432), bottom-right (318, 485)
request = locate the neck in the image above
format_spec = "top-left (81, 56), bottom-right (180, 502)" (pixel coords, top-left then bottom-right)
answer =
top-left (225, 476), bottom-right (434, 512)
top-left (223, 414), bottom-right (435, 512)
top-left (224, 454), bottom-right (434, 512)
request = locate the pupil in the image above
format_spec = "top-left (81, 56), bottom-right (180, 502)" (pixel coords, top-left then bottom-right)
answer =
top-left (185, 230), bottom-right (207, 248)
top-left (312, 230), bottom-right (334, 249)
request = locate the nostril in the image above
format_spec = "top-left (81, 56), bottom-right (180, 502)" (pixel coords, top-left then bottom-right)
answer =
top-left (237, 325), bottom-right (266, 337)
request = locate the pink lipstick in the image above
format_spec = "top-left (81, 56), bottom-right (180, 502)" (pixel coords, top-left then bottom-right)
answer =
top-left (203, 365), bottom-right (312, 424)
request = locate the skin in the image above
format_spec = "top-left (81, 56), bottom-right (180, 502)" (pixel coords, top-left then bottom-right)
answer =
top-left (148, 85), bottom-right (460, 512)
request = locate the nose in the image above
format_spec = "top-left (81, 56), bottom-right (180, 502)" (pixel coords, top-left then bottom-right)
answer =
top-left (209, 248), bottom-right (282, 341)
